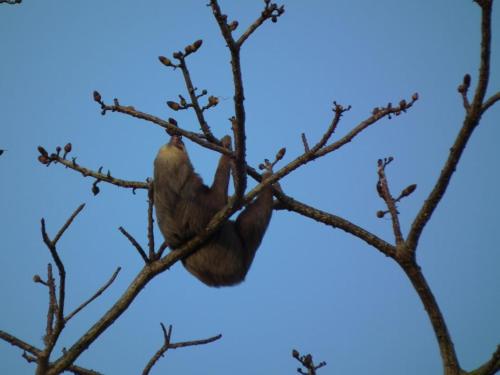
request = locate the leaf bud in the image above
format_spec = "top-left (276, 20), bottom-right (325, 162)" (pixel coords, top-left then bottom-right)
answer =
top-left (38, 155), bottom-right (49, 164)
top-left (276, 147), bottom-right (286, 160)
top-left (463, 73), bottom-right (471, 87)
top-left (158, 56), bottom-right (173, 66)
top-left (229, 21), bottom-right (239, 31)
top-left (37, 146), bottom-right (48, 156)
top-left (192, 39), bottom-right (203, 51)
top-left (33, 275), bottom-right (43, 283)
top-left (93, 90), bottom-right (102, 103)
top-left (208, 96), bottom-right (219, 106)
top-left (167, 101), bottom-right (181, 111)
top-left (400, 184), bottom-right (417, 198)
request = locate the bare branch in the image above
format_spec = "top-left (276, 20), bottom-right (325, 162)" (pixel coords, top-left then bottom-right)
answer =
top-left (65, 267), bottom-right (121, 323)
top-left (157, 241), bottom-right (169, 259)
top-left (147, 186), bottom-right (155, 260)
top-left (209, 0), bottom-right (248, 202)
top-left (142, 323), bottom-right (221, 375)
top-left (94, 97), bottom-right (232, 155)
top-left (481, 91), bottom-right (500, 114)
top-left (53, 204), bottom-right (85, 246)
top-left (407, 1), bottom-right (494, 252)
top-left (273, 190), bottom-right (396, 257)
top-left (0, 330), bottom-right (42, 357)
top-left (44, 264), bottom-right (57, 347)
top-left (400, 261), bottom-right (461, 375)
top-left (175, 54), bottom-right (217, 142)
top-left (42, 153), bottom-right (148, 191)
top-left (236, 0), bottom-right (285, 47)
top-left (376, 157), bottom-right (404, 245)
top-left (41, 204), bottom-right (85, 333)
top-left (119, 226), bottom-right (149, 263)
top-left (469, 345), bottom-right (500, 375)
top-left (0, 331), bottom-right (103, 375)
top-left (292, 349), bottom-right (327, 375)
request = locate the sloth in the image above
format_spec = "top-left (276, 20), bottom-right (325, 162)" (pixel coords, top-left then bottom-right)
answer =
top-left (153, 135), bottom-right (273, 286)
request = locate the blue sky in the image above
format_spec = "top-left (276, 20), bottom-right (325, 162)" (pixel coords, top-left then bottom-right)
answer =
top-left (1, 1), bottom-right (499, 374)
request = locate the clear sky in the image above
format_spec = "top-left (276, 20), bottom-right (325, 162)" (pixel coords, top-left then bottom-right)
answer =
top-left (1, 1), bottom-right (499, 374)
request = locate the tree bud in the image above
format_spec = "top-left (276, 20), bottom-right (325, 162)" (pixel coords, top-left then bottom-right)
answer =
top-left (159, 56), bottom-right (172, 66)
top-left (208, 96), bottom-right (219, 106)
top-left (167, 101), bottom-right (181, 111)
top-left (400, 184), bottom-right (417, 198)
top-left (93, 90), bottom-right (102, 103)
top-left (37, 146), bottom-right (48, 156)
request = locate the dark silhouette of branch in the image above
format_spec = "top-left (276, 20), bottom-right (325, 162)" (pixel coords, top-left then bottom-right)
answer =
top-left (119, 226), bottom-right (149, 263)
top-left (142, 323), bottom-right (222, 375)
top-left (407, 0), bottom-right (494, 253)
top-left (37, 145), bottom-right (148, 191)
top-left (147, 185), bottom-right (156, 260)
top-left (398, 259), bottom-right (460, 374)
top-left (469, 345), bottom-right (500, 375)
top-left (481, 91), bottom-right (500, 114)
top-left (65, 267), bottom-right (121, 323)
top-left (292, 349), bottom-right (326, 375)
top-left (175, 49), bottom-right (217, 142)
top-left (0, 330), bottom-right (102, 375)
top-left (376, 157), bottom-right (404, 245)
top-left (0, 204), bottom-right (111, 375)
top-left (0, 0), bottom-right (22, 4)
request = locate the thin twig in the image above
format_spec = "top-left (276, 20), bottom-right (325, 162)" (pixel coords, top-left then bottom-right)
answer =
top-left (0, 330), bottom-right (42, 357)
top-left (273, 190), bottom-right (396, 257)
top-left (407, 1), bottom-right (493, 253)
top-left (147, 186), bottom-right (155, 259)
top-left (210, 0), bottom-right (247, 203)
top-left (50, 155), bottom-right (148, 190)
top-left (376, 158), bottom-right (404, 245)
top-left (99, 101), bottom-right (230, 155)
top-left (0, 331), bottom-right (103, 375)
top-left (236, 0), bottom-right (285, 47)
top-left (469, 344), bottom-right (500, 375)
top-left (177, 57), bottom-right (217, 142)
top-left (53, 204), bottom-right (86, 245)
top-left (44, 264), bottom-right (57, 347)
top-left (481, 91), bottom-right (500, 114)
top-left (142, 323), bottom-right (221, 375)
top-left (65, 267), bottom-right (122, 323)
top-left (119, 226), bottom-right (149, 263)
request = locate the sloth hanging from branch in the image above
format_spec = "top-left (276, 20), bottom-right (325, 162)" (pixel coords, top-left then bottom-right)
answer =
top-left (153, 134), bottom-right (274, 287)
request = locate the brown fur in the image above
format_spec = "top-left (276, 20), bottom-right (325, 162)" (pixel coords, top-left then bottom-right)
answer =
top-left (153, 135), bottom-right (273, 287)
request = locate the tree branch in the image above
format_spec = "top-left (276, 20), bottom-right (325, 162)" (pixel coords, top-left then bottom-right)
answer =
top-left (210, 0), bottom-right (248, 203)
top-left (65, 267), bottom-right (121, 323)
top-left (468, 345), bottom-right (500, 375)
top-left (400, 261), bottom-right (461, 375)
top-left (142, 323), bottom-right (221, 375)
top-left (0, 330), bottom-right (103, 375)
top-left (481, 91), bottom-right (500, 114)
top-left (407, 1), bottom-right (494, 252)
